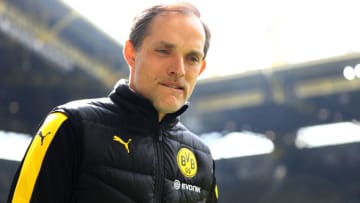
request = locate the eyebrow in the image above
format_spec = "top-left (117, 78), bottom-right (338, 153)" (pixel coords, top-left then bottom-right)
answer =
top-left (156, 41), bottom-right (204, 58)
top-left (156, 41), bottom-right (176, 49)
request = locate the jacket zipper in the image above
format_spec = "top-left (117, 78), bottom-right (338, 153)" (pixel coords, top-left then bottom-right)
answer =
top-left (154, 125), bottom-right (164, 203)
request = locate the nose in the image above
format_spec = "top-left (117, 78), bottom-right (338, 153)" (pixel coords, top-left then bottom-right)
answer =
top-left (168, 55), bottom-right (185, 78)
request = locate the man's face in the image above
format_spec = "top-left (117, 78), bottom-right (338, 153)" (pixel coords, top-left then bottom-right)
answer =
top-left (125, 12), bottom-right (206, 120)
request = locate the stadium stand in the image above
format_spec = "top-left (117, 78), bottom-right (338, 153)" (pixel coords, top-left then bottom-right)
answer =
top-left (1, 0), bottom-right (360, 202)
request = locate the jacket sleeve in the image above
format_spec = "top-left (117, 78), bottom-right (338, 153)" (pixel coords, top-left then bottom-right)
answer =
top-left (7, 112), bottom-right (81, 203)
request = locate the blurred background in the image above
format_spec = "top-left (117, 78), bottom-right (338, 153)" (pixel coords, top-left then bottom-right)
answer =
top-left (1, 0), bottom-right (360, 202)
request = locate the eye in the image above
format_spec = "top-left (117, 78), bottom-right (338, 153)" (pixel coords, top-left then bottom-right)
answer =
top-left (187, 55), bottom-right (200, 64)
top-left (156, 49), bottom-right (170, 54)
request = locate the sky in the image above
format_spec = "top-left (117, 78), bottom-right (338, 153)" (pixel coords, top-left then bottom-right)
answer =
top-left (61, 0), bottom-right (360, 79)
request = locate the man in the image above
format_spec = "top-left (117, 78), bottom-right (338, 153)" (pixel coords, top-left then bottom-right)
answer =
top-left (8, 2), bottom-right (218, 203)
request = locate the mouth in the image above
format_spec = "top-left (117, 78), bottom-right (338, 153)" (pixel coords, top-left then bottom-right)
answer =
top-left (160, 82), bottom-right (184, 92)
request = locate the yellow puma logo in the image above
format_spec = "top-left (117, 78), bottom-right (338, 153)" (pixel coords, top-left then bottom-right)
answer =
top-left (113, 135), bottom-right (132, 154)
top-left (38, 131), bottom-right (51, 146)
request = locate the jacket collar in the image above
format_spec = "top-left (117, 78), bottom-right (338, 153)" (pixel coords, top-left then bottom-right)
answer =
top-left (109, 79), bottom-right (188, 129)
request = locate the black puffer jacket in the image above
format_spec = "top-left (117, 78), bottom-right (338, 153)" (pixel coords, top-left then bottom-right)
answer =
top-left (59, 80), bottom-right (217, 202)
top-left (8, 80), bottom-right (217, 203)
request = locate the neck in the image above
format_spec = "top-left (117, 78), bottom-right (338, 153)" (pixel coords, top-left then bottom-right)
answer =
top-left (158, 113), bottom-right (165, 122)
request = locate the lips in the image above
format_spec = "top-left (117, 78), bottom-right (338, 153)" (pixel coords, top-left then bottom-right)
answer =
top-left (160, 82), bottom-right (184, 91)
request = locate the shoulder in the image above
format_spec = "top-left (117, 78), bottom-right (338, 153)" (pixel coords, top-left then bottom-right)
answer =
top-left (53, 97), bottom-right (114, 120)
top-left (37, 112), bottom-right (70, 137)
top-left (52, 97), bottom-right (130, 132)
top-left (55, 97), bottom-right (111, 112)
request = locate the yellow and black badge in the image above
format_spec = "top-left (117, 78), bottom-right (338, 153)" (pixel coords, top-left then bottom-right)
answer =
top-left (177, 147), bottom-right (197, 178)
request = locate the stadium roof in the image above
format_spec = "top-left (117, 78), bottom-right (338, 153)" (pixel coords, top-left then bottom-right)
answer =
top-left (0, 0), bottom-right (128, 88)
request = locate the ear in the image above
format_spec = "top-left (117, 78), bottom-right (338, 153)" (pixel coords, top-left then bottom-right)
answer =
top-left (198, 60), bottom-right (206, 75)
top-left (123, 40), bottom-right (136, 69)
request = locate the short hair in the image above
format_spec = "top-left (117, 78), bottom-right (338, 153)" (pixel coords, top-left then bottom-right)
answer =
top-left (129, 2), bottom-right (211, 59)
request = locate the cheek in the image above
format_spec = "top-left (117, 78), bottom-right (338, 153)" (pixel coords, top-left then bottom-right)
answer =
top-left (135, 57), bottom-right (158, 79)
top-left (134, 64), bottom-right (157, 90)
top-left (186, 69), bottom-right (201, 83)
top-left (185, 73), bottom-right (200, 96)
top-left (134, 68), bottom-right (147, 85)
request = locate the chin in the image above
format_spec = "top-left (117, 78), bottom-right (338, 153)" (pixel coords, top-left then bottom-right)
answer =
top-left (155, 98), bottom-right (184, 111)
top-left (165, 106), bottom-right (182, 114)
top-left (157, 103), bottom-right (183, 114)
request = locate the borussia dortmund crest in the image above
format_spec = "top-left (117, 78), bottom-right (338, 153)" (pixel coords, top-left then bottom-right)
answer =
top-left (177, 147), bottom-right (197, 178)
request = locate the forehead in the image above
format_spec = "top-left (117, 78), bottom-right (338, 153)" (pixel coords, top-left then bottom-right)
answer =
top-left (145, 11), bottom-right (205, 48)
top-left (152, 10), bottom-right (202, 28)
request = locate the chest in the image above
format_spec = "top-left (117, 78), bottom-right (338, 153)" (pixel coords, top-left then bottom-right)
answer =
top-left (74, 120), bottom-right (213, 202)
